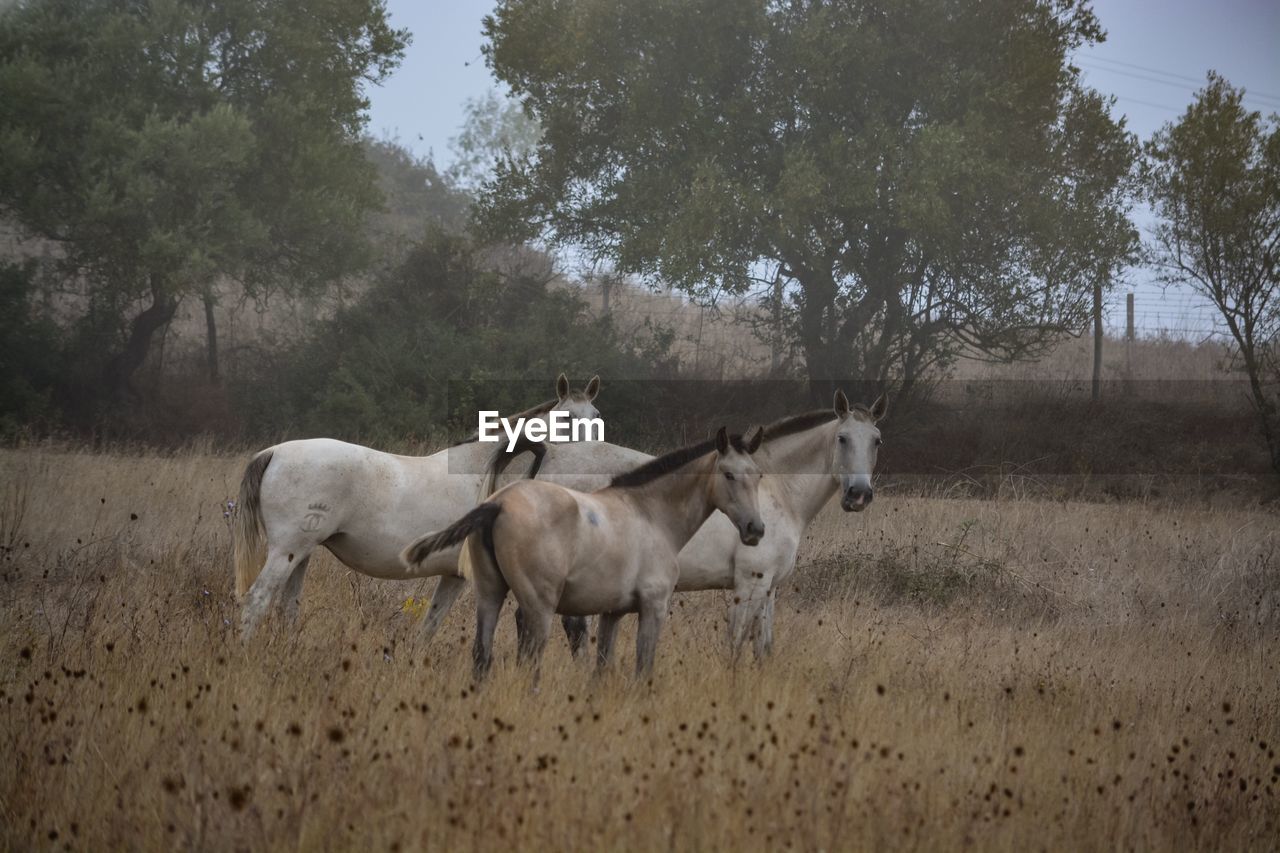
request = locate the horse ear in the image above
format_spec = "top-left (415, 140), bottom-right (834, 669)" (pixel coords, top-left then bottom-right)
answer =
top-left (556, 373), bottom-right (569, 401)
top-left (715, 426), bottom-right (729, 455)
top-left (744, 424), bottom-right (764, 454)
top-left (584, 375), bottom-right (601, 401)
top-left (870, 393), bottom-right (888, 422)
top-left (833, 389), bottom-right (850, 416)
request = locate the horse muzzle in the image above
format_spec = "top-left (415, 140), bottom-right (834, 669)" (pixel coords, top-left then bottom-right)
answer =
top-left (739, 519), bottom-right (765, 546)
top-left (842, 488), bottom-right (873, 512)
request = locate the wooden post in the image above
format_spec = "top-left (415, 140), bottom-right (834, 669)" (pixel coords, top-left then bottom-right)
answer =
top-left (693, 304), bottom-right (705, 375)
top-left (770, 270), bottom-right (783, 375)
top-left (1125, 292), bottom-right (1135, 383)
top-left (1091, 280), bottom-right (1103, 402)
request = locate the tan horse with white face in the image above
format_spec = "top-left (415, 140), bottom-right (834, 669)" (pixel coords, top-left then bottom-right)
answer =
top-left (402, 427), bottom-right (766, 679)
top-left (233, 374), bottom-right (601, 638)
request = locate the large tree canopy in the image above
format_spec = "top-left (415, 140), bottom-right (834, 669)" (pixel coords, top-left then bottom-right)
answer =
top-left (477, 0), bottom-right (1137, 395)
top-left (0, 0), bottom-right (407, 408)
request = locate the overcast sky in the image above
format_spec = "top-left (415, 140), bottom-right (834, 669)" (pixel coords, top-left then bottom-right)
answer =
top-left (366, 0), bottom-right (1280, 334)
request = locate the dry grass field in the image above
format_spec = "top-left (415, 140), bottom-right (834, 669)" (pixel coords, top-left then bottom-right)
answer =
top-left (1, 446), bottom-right (1278, 851)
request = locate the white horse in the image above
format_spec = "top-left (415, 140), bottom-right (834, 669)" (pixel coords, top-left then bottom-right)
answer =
top-left (428, 390), bottom-right (886, 660)
top-left (233, 374), bottom-right (601, 638)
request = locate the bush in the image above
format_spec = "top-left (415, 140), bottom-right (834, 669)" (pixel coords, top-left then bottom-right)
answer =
top-left (0, 261), bottom-right (64, 436)
top-left (235, 230), bottom-right (676, 443)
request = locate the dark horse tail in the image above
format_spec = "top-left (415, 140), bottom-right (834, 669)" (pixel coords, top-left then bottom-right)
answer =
top-left (476, 433), bottom-right (547, 501)
top-left (401, 503), bottom-right (502, 579)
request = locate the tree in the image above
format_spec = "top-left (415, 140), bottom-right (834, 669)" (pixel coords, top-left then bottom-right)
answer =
top-left (365, 137), bottom-right (471, 245)
top-left (1144, 74), bottom-right (1280, 477)
top-left (0, 0), bottom-right (408, 409)
top-left (449, 89), bottom-right (542, 191)
top-left (475, 0), bottom-right (1137, 398)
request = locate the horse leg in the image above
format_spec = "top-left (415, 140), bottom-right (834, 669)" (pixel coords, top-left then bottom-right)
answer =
top-left (595, 612), bottom-right (623, 674)
top-left (520, 610), bottom-right (586, 660)
top-left (635, 596), bottom-right (669, 679)
top-left (514, 606), bottom-right (552, 690)
top-left (562, 616), bottom-right (589, 659)
top-left (752, 589), bottom-right (776, 662)
top-left (242, 548), bottom-right (302, 639)
top-left (419, 574), bottom-right (467, 647)
top-left (514, 606), bottom-right (528, 647)
top-left (728, 584), bottom-right (768, 664)
top-left (471, 573), bottom-right (508, 682)
top-left (517, 604), bottom-right (578, 655)
top-left (278, 555), bottom-right (311, 626)
top-left (519, 607), bottom-right (588, 653)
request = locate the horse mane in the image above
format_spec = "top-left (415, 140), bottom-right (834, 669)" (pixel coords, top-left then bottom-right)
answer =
top-left (609, 403), bottom-right (870, 489)
top-left (761, 410), bottom-right (837, 442)
top-left (609, 434), bottom-right (750, 489)
top-left (452, 397), bottom-right (559, 446)
top-left (760, 403), bottom-right (873, 443)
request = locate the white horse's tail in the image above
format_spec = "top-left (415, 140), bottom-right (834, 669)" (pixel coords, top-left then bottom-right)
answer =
top-left (476, 435), bottom-right (548, 503)
top-left (233, 450), bottom-right (273, 598)
top-left (401, 503), bottom-right (502, 581)
top-left (457, 517), bottom-right (501, 588)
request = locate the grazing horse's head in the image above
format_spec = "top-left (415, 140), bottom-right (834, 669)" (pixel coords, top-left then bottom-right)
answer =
top-left (552, 373), bottom-right (602, 423)
top-left (711, 425), bottom-right (767, 546)
top-left (831, 390), bottom-right (887, 512)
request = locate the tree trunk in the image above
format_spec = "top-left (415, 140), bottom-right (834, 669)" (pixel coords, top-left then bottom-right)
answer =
top-left (203, 289), bottom-right (220, 384)
top-left (103, 276), bottom-right (177, 404)
top-left (1240, 345), bottom-right (1280, 479)
top-left (796, 272), bottom-right (840, 405)
top-left (801, 334), bottom-right (841, 405)
top-left (1217, 306), bottom-right (1280, 480)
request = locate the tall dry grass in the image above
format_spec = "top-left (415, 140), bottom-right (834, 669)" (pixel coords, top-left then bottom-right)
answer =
top-left (1, 447), bottom-right (1277, 851)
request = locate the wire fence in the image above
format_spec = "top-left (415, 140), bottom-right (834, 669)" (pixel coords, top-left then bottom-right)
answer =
top-left (566, 275), bottom-right (1239, 380)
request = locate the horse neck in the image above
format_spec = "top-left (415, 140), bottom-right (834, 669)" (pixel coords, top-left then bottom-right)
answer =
top-left (759, 422), bottom-right (840, 523)
top-left (614, 454), bottom-right (718, 552)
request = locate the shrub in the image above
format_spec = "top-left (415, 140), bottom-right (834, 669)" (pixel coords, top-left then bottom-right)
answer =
top-left (235, 230), bottom-right (675, 443)
top-left (0, 261), bottom-right (64, 436)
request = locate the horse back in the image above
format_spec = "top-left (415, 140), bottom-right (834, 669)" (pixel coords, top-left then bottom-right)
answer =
top-left (256, 439), bottom-right (460, 541)
top-left (488, 480), bottom-right (586, 544)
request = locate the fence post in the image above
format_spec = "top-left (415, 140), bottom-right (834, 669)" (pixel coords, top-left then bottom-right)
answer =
top-left (1125, 292), bottom-right (1135, 384)
top-left (1092, 280), bottom-right (1103, 402)
top-left (770, 270), bottom-right (783, 375)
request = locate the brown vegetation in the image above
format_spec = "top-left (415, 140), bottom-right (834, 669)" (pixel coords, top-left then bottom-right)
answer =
top-left (1, 448), bottom-right (1277, 850)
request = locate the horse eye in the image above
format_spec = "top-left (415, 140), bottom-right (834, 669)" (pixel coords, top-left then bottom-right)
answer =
top-left (837, 435), bottom-right (847, 445)
top-left (875, 437), bottom-right (883, 446)
top-left (724, 472), bottom-right (735, 481)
